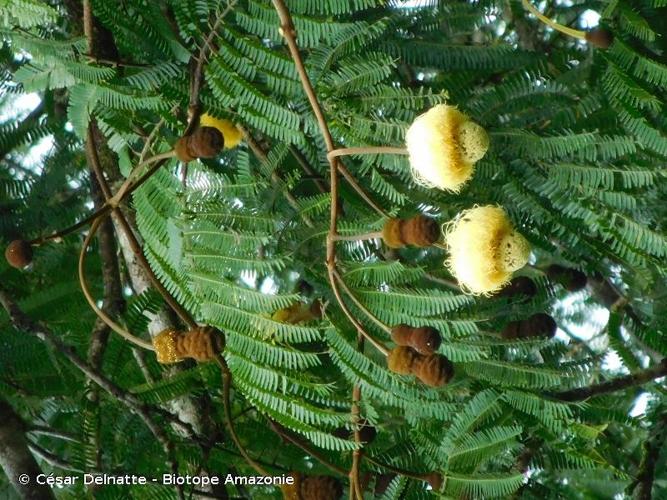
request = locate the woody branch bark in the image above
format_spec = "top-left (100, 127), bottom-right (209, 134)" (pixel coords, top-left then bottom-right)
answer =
top-left (631, 413), bottom-right (667, 500)
top-left (551, 359), bottom-right (667, 402)
top-left (0, 398), bottom-right (56, 500)
top-left (0, 287), bottom-right (187, 473)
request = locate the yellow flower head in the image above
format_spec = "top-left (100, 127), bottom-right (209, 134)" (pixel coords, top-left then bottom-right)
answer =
top-left (200, 113), bottom-right (244, 149)
top-left (405, 104), bottom-right (489, 192)
top-left (444, 205), bottom-right (530, 295)
top-left (153, 329), bottom-right (182, 364)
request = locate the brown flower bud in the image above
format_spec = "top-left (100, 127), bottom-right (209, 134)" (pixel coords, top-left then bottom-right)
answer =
top-left (281, 472), bottom-right (301, 500)
top-left (547, 264), bottom-right (587, 292)
top-left (585, 28), bottom-right (613, 49)
top-left (382, 218), bottom-right (403, 248)
top-left (523, 313), bottom-right (557, 339)
top-left (382, 215), bottom-right (440, 248)
top-left (497, 276), bottom-right (537, 301)
top-left (401, 215), bottom-right (440, 246)
top-left (175, 126), bottom-right (224, 162)
top-left (387, 346), bottom-right (419, 375)
top-left (391, 324), bottom-right (441, 355)
top-left (300, 475), bottom-right (343, 500)
top-left (5, 240), bottom-right (33, 269)
top-left (502, 313), bottom-right (557, 340)
top-left (413, 353), bottom-right (454, 387)
top-left (154, 326), bottom-right (224, 364)
top-left (501, 320), bottom-right (521, 340)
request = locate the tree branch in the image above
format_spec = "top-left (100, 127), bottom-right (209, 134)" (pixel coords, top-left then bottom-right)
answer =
top-left (631, 413), bottom-right (667, 500)
top-left (550, 359), bottom-right (667, 402)
top-left (0, 398), bottom-right (56, 500)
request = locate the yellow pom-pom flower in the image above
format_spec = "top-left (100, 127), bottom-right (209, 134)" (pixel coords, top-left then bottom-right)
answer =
top-left (405, 104), bottom-right (489, 192)
top-left (444, 205), bottom-right (530, 295)
top-left (200, 113), bottom-right (244, 149)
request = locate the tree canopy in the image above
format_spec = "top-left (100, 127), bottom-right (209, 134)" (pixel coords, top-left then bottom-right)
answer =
top-left (0, 0), bottom-right (666, 499)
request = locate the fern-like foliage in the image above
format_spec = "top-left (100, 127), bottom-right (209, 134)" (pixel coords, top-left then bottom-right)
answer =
top-left (0, 0), bottom-right (666, 499)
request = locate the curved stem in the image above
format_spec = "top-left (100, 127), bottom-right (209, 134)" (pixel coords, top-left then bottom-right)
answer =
top-left (86, 129), bottom-right (196, 329)
top-left (521, 0), bottom-right (586, 40)
top-left (267, 420), bottom-right (347, 476)
top-left (216, 355), bottom-right (270, 476)
top-left (78, 217), bottom-right (155, 351)
top-left (29, 152), bottom-right (174, 246)
top-left (109, 150), bottom-right (176, 207)
top-left (333, 270), bottom-right (392, 335)
top-left (29, 206), bottom-right (112, 245)
top-left (333, 231), bottom-right (383, 242)
top-left (336, 161), bottom-right (389, 218)
top-left (329, 267), bottom-right (390, 355)
top-left (327, 146), bottom-right (408, 161)
top-left (350, 374), bottom-right (363, 500)
top-left (364, 455), bottom-right (435, 484)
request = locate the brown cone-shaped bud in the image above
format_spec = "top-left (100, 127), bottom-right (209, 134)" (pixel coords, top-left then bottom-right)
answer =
top-left (547, 264), bottom-right (587, 292)
top-left (387, 346), bottom-right (419, 375)
top-left (281, 472), bottom-right (301, 500)
top-left (585, 28), bottom-right (613, 49)
top-left (390, 324), bottom-right (413, 345)
top-left (423, 472), bottom-right (443, 491)
top-left (154, 326), bottom-right (224, 364)
top-left (521, 313), bottom-right (557, 339)
top-left (501, 320), bottom-right (521, 340)
top-left (5, 240), bottom-right (33, 269)
top-left (410, 326), bottom-right (442, 355)
top-left (497, 276), bottom-right (537, 301)
top-left (400, 215), bottom-right (440, 247)
top-left (176, 326), bottom-right (224, 362)
top-left (391, 324), bottom-right (441, 355)
top-left (300, 475), bottom-right (343, 500)
top-left (382, 218), bottom-right (403, 248)
top-left (175, 126), bottom-right (224, 162)
top-left (413, 353), bottom-right (454, 387)
top-left (382, 215), bottom-right (439, 248)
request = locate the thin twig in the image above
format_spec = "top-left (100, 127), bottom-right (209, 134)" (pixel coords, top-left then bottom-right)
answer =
top-left (330, 270), bottom-right (390, 356)
top-left (27, 442), bottom-right (87, 473)
top-left (271, 0), bottom-right (389, 362)
top-left (27, 427), bottom-right (80, 443)
top-left (350, 351), bottom-right (363, 500)
top-left (289, 146), bottom-right (328, 193)
top-left (336, 161), bottom-right (389, 218)
top-left (364, 455), bottom-right (435, 484)
top-left (185, 0), bottom-right (239, 135)
top-left (238, 125), bottom-right (315, 228)
top-left (79, 217), bottom-right (155, 351)
top-left (215, 355), bottom-right (270, 476)
top-left (333, 231), bottom-right (383, 242)
top-left (28, 153), bottom-right (172, 246)
top-left (267, 420), bottom-right (347, 476)
top-left (423, 272), bottom-right (461, 292)
top-left (327, 146), bottom-right (408, 161)
top-left (333, 270), bottom-right (392, 336)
